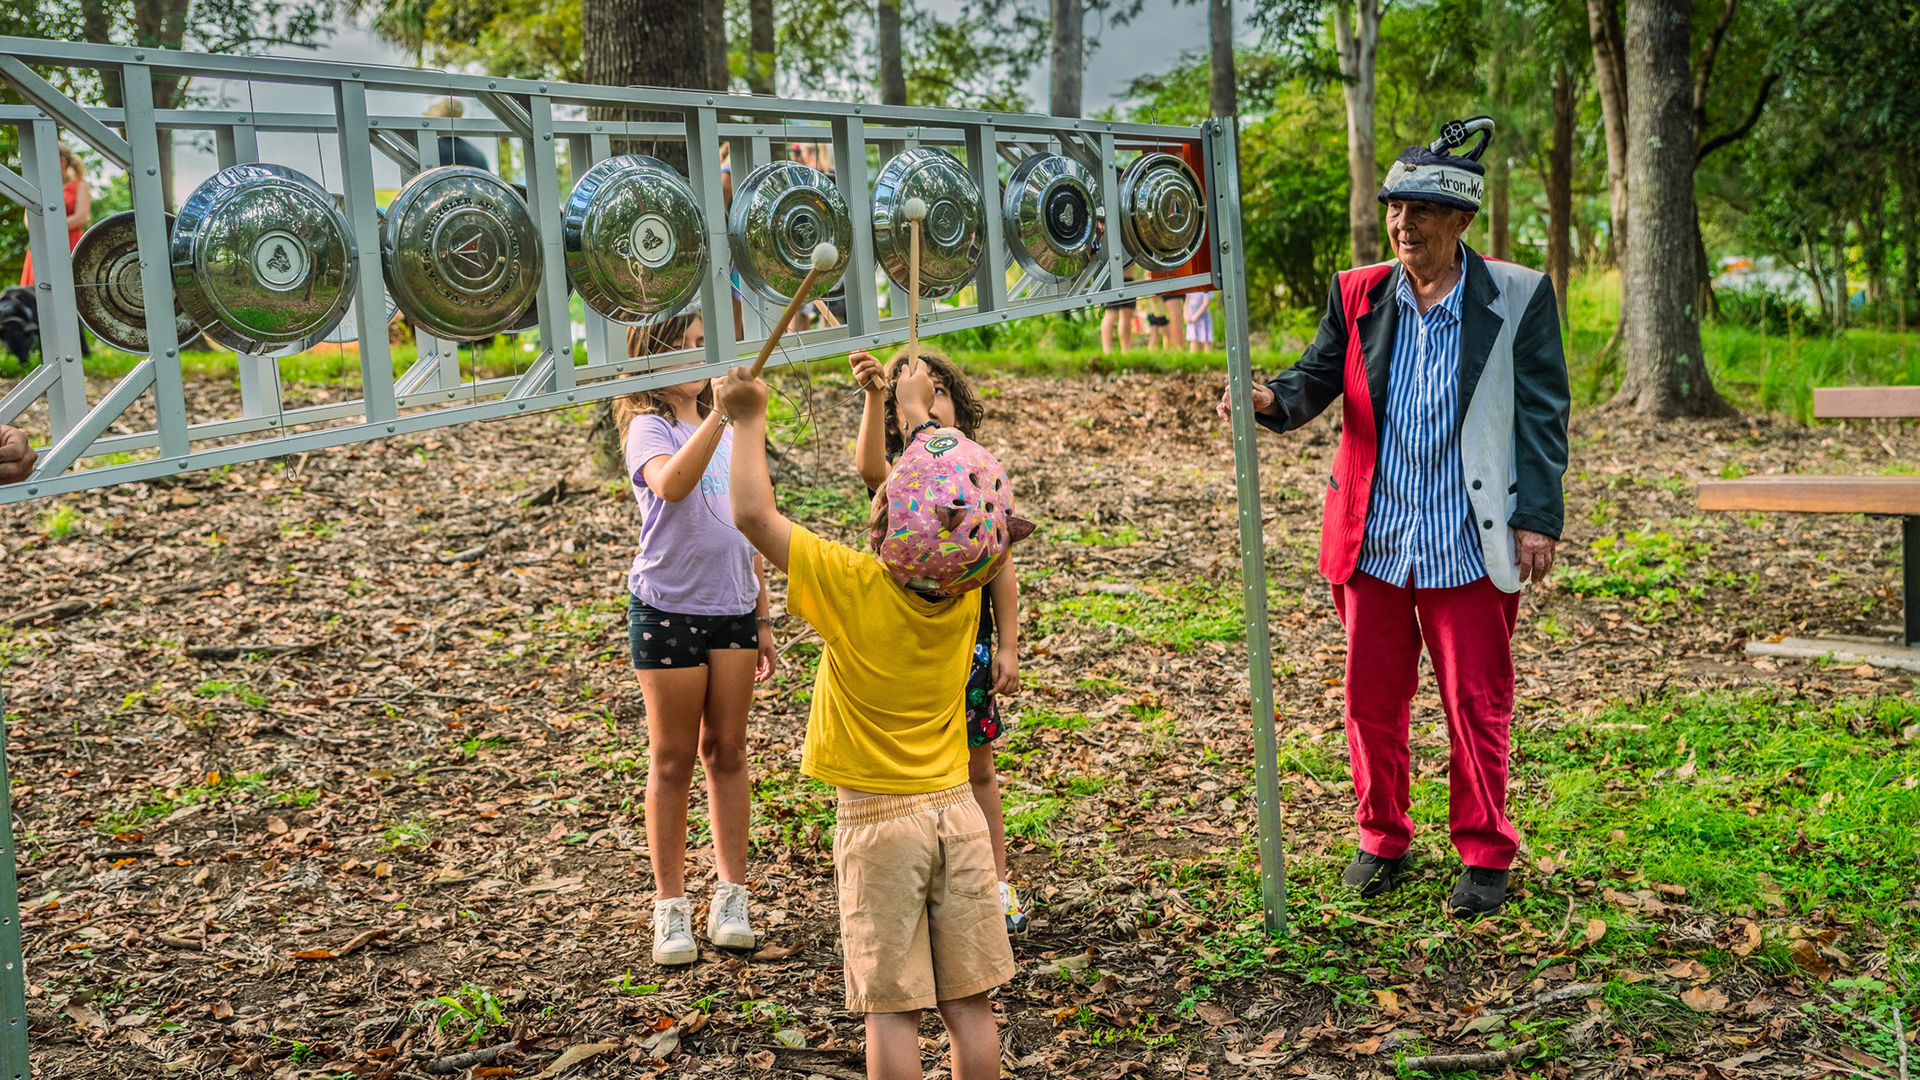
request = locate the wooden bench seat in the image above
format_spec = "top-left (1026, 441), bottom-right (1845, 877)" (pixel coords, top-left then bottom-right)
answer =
top-left (1698, 476), bottom-right (1920, 645)
top-left (1813, 386), bottom-right (1920, 419)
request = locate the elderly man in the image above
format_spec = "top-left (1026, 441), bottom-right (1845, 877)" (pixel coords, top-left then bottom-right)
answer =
top-left (1220, 118), bottom-right (1569, 917)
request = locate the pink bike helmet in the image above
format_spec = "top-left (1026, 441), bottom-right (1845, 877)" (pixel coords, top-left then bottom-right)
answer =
top-left (875, 428), bottom-right (1028, 597)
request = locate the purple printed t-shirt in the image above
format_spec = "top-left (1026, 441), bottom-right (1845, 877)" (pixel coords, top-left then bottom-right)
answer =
top-left (625, 413), bottom-right (757, 616)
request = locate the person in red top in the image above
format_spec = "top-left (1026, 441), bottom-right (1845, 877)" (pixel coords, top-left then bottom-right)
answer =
top-left (19, 144), bottom-right (90, 287)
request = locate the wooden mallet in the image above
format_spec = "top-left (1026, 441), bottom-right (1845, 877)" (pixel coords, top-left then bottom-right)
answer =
top-left (748, 241), bottom-right (840, 379)
top-left (903, 196), bottom-right (927, 370)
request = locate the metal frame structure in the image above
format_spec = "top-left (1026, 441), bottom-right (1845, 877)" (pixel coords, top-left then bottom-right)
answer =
top-left (0, 37), bottom-right (1284, 1077)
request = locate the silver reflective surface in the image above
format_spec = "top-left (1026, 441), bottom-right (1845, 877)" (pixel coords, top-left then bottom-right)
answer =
top-left (728, 160), bottom-right (851, 304)
top-left (72, 211), bottom-right (198, 353)
top-left (871, 147), bottom-right (983, 298)
top-left (1119, 152), bottom-right (1206, 272)
top-left (382, 166), bottom-right (541, 341)
top-left (170, 162), bottom-right (356, 354)
top-left (1003, 153), bottom-right (1100, 282)
top-left (563, 155), bottom-right (706, 324)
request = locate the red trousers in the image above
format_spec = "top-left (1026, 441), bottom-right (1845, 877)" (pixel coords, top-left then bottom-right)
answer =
top-left (1331, 571), bottom-right (1521, 869)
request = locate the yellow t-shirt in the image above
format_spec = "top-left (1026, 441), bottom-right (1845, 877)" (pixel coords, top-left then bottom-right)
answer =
top-left (785, 525), bottom-right (980, 794)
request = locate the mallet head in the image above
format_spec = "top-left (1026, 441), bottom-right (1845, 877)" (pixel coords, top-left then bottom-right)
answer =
top-left (810, 241), bottom-right (838, 269)
top-left (902, 197), bottom-right (929, 223)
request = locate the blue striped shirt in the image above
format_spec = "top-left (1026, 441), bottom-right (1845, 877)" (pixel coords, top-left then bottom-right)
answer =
top-left (1355, 261), bottom-right (1487, 589)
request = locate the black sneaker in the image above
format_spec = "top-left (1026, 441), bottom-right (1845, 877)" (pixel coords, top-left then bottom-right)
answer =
top-left (1341, 850), bottom-right (1407, 898)
top-left (1446, 866), bottom-right (1509, 918)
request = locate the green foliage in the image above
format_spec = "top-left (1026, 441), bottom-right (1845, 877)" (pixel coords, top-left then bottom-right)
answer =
top-left (1037, 578), bottom-right (1246, 652)
top-left (96, 771), bottom-right (273, 836)
top-left (1553, 528), bottom-right (1733, 620)
top-left (414, 983), bottom-right (506, 1043)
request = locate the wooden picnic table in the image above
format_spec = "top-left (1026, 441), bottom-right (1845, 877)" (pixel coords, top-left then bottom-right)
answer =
top-left (1698, 476), bottom-right (1920, 646)
top-left (1813, 386), bottom-right (1920, 419)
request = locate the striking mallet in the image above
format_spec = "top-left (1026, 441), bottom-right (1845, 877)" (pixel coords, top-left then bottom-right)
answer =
top-left (748, 241), bottom-right (839, 379)
top-left (903, 196), bottom-right (927, 370)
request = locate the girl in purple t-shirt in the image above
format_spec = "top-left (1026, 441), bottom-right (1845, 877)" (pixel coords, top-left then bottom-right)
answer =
top-left (614, 313), bottom-right (775, 967)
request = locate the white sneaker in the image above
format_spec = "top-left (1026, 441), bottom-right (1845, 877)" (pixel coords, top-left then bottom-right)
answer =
top-left (1000, 880), bottom-right (1029, 935)
top-left (707, 881), bottom-right (756, 950)
top-left (652, 897), bottom-right (697, 966)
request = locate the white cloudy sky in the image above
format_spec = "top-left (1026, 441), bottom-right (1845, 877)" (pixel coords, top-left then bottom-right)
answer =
top-left (147, 1), bottom-right (1256, 196)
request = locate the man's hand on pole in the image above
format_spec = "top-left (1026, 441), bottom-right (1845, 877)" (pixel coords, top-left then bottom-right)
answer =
top-left (1218, 380), bottom-right (1275, 422)
top-left (1514, 529), bottom-right (1557, 584)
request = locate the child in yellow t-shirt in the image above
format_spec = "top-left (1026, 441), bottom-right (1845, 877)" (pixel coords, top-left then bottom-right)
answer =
top-left (717, 357), bottom-right (1030, 1080)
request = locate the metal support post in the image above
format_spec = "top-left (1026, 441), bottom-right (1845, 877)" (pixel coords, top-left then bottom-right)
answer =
top-left (684, 107), bottom-right (729, 370)
top-left (19, 120), bottom-right (86, 439)
top-left (332, 80), bottom-right (397, 424)
top-left (1204, 118), bottom-right (1287, 935)
top-left (216, 117), bottom-right (281, 420)
top-left (1904, 516), bottom-right (1918, 647)
top-left (0, 670), bottom-right (27, 1080)
top-left (831, 116), bottom-right (877, 338)
top-left (1097, 132), bottom-right (1125, 299)
top-left (120, 66), bottom-right (190, 460)
top-left (964, 123), bottom-right (1007, 315)
top-left (523, 94), bottom-right (574, 390)
top-left (404, 128), bottom-right (463, 394)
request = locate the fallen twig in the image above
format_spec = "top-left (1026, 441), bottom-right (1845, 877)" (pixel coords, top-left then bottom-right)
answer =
top-left (185, 642), bottom-right (319, 660)
top-left (1400, 1040), bottom-right (1543, 1073)
top-left (423, 1042), bottom-right (514, 1074)
top-left (1488, 982), bottom-right (1603, 1016)
top-left (3, 598), bottom-right (93, 627)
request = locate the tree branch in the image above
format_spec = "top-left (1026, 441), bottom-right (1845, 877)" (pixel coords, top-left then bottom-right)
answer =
top-left (1696, 71), bottom-right (1779, 163)
top-left (1692, 0), bottom-right (1740, 154)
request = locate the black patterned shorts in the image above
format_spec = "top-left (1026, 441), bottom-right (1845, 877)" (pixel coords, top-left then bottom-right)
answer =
top-left (964, 641), bottom-right (1003, 747)
top-left (628, 594), bottom-right (759, 670)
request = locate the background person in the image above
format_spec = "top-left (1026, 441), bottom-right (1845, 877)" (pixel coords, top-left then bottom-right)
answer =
top-left (19, 143), bottom-right (89, 287)
top-left (1218, 118), bottom-right (1569, 919)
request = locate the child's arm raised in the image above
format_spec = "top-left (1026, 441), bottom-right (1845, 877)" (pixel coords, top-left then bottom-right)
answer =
top-left (718, 368), bottom-right (793, 573)
top-left (638, 383), bottom-right (728, 503)
top-left (850, 350), bottom-right (890, 491)
top-left (988, 558), bottom-right (1020, 695)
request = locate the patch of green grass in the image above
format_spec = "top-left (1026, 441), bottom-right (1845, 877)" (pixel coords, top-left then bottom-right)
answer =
top-left (414, 983), bottom-right (506, 1044)
top-left (380, 819), bottom-right (434, 851)
top-left (1003, 790), bottom-right (1066, 845)
top-left (1056, 522), bottom-right (1142, 546)
top-left (1553, 528), bottom-right (1734, 620)
top-left (785, 485), bottom-right (868, 528)
top-left (38, 502), bottom-right (79, 540)
top-left (1037, 578), bottom-right (1247, 652)
top-left (1517, 690), bottom-right (1920, 921)
top-left (751, 773), bottom-right (838, 848)
top-left (95, 771), bottom-right (272, 835)
top-left (191, 678), bottom-right (268, 708)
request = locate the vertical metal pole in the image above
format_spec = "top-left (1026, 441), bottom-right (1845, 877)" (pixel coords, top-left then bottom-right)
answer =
top-left (0, 671), bottom-right (25, 1080)
top-left (1097, 131), bottom-right (1124, 297)
top-left (964, 122), bottom-right (1008, 316)
top-left (523, 95), bottom-right (574, 389)
top-left (831, 116), bottom-right (877, 338)
top-left (1904, 516), bottom-right (1918, 648)
top-left (1204, 119), bottom-right (1286, 934)
top-left (20, 121), bottom-right (86, 439)
top-left (403, 127), bottom-right (462, 393)
top-left (216, 118), bottom-right (282, 419)
top-left (733, 134), bottom-right (775, 343)
top-left (333, 80), bottom-right (398, 424)
top-left (121, 65), bottom-right (190, 461)
top-left (684, 106), bottom-right (729, 368)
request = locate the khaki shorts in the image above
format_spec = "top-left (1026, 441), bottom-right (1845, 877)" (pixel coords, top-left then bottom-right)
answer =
top-left (833, 784), bottom-right (1015, 1012)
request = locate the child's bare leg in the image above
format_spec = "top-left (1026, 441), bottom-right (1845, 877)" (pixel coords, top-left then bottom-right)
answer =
top-left (699, 650), bottom-right (758, 884)
top-left (935, 993), bottom-right (999, 1080)
top-left (865, 1010), bottom-right (924, 1080)
top-left (1100, 309), bottom-right (1117, 354)
top-left (637, 667), bottom-right (710, 898)
top-left (967, 744), bottom-right (1008, 881)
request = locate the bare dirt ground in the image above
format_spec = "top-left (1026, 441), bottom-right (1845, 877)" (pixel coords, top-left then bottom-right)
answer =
top-left (0, 367), bottom-right (1914, 1079)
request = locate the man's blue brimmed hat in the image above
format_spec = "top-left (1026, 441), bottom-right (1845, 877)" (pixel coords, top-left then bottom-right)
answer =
top-left (1378, 116), bottom-right (1494, 213)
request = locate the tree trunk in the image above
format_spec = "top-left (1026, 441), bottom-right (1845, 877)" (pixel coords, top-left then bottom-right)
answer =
top-left (1209, 0), bottom-right (1235, 121)
top-left (582, 0), bottom-right (706, 173)
top-left (878, 0), bottom-right (906, 106)
top-left (1547, 61), bottom-right (1575, 328)
top-left (1830, 227), bottom-right (1849, 332)
top-left (582, 0), bottom-right (712, 472)
top-left (1612, 0), bottom-right (1729, 418)
top-left (706, 0), bottom-right (729, 91)
top-left (1586, 0), bottom-right (1629, 271)
top-left (1692, 209), bottom-right (1717, 318)
top-left (1050, 0), bottom-right (1083, 118)
top-left (748, 0), bottom-right (776, 95)
top-left (1333, 0), bottom-right (1381, 266)
top-left (1488, 153), bottom-right (1511, 260)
